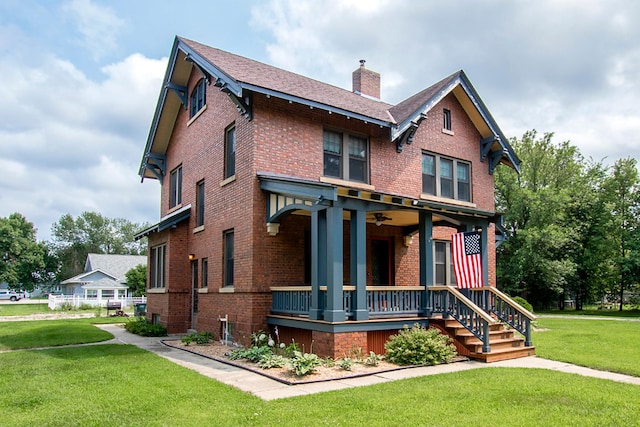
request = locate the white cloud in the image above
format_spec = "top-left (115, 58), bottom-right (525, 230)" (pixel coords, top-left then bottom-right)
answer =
top-left (61, 0), bottom-right (125, 61)
top-left (0, 52), bottom-right (166, 241)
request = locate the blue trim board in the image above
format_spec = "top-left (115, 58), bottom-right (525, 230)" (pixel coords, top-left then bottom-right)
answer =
top-left (267, 315), bottom-right (429, 333)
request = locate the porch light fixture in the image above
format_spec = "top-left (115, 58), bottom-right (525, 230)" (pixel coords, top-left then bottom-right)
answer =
top-left (188, 254), bottom-right (195, 260)
top-left (403, 235), bottom-right (414, 247)
top-left (375, 219), bottom-right (382, 227)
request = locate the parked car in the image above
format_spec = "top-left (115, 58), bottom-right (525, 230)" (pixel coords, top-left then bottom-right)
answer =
top-left (0, 290), bottom-right (22, 301)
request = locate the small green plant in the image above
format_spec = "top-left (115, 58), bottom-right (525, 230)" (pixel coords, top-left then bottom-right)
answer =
top-left (124, 317), bottom-right (167, 337)
top-left (321, 356), bottom-right (335, 368)
top-left (385, 323), bottom-right (456, 366)
top-left (364, 351), bottom-right (382, 366)
top-left (227, 345), bottom-right (273, 363)
top-left (181, 331), bottom-right (213, 346)
top-left (287, 351), bottom-right (322, 376)
top-left (258, 354), bottom-right (288, 369)
top-left (282, 341), bottom-right (300, 357)
top-left (337, 357), bottom-right (353, 371)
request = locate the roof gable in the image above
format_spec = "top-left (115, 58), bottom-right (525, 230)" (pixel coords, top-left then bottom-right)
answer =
top-left (140, 36), bottom-right (519, 180)
top-left (83, 254), bottom-right (146, 280)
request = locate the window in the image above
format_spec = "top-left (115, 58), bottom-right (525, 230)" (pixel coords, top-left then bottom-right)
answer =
top-left (422, 153), bottom-right (471, 202)
top-left (169, 165), bottom-right (182, 208)
top-left (102, 290), bottom-right (115, 299)
top-left (196, 180), bottom-right (205, 227)
top-left (224, 125), bottom-right (236, 179)
top-left (443, 109), bottom-right (451, 131)
top-left (434, 241), bottom-right (456, 286)
top-left (223, 230), bottom-right (234, 287)
top-left (86, 290), bottom-right (98, 299)
top-left (190, 78), bottom-right (206, 118)
top-left (150, 244), bottom-right (166, 288)
top-left (323, 130), bottom-right (369, 183)
top-left (201, 258), bottom-right (208, 288)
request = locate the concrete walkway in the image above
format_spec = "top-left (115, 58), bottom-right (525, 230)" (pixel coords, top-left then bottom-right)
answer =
top-left (95, 324), bottom-right (640, 401)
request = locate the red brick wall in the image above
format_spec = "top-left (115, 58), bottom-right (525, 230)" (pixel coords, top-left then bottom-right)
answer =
top-left (312, 330), bottom-right (369, 359)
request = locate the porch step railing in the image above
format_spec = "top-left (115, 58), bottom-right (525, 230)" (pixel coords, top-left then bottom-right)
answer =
top-left (469, 287), bottom-right (537, 346)
top-left (270, 286), bottom-right (424, 318)
top-left (429, 285), bottom-right (497, 353)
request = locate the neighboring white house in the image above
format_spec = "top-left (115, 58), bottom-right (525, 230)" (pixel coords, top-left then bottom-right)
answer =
top-left (59, 253), bottom-right (146, 301)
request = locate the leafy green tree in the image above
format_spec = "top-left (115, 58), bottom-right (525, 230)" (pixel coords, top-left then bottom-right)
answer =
top-left (602, 158), bottom-right (640, 311)
top-left (0, 213), bottom-right (56, 291)
top-left (495, 131), bottom-right (583, 308)
top-left (125, 264), bottom-right (147, 297)
top-left (50, 211), bottom-right (148, 281)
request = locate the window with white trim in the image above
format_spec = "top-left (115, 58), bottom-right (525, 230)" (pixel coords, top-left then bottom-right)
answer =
top-left (422, 153), bottom-right (471, 202)
top-left (323, 130), bottom-right (369, 183)
top-left (434, 241), bottom-right (456, 286)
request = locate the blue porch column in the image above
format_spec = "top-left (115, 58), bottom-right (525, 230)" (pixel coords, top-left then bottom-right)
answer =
top-left (324, 205), bottom-right (346, 322)
top-left (309, 210), bottom-right (326, 320)
top-left (350, 209), bottom-right (368, 320)
top-left (419, 211), bottom-right (433, 315)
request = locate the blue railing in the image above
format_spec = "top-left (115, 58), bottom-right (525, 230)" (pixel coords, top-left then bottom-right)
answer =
top-left (429, 286), bottom-right (496, 353)
top-left (469, 287), bottom-right (536, 346)
top-left (270, 286), bottom-right (423, 319)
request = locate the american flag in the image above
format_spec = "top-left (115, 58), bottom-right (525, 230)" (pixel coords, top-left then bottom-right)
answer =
top-left (452, 231), bottom-right (483, 289)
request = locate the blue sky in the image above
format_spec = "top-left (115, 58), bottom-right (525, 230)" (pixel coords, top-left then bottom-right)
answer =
top-left (1, 0), bottom-right (639, 241)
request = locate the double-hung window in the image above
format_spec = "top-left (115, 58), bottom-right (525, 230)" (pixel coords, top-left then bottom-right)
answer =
top-left (323, 130), bottom-right (369, 183)
top-left (150, 244), bottom-right (166, 289)
top-left (190, 78), bottom-right (206, 118)
top-left (196, 180), bottom-right (205, 227)
top-left (422, 153), bottom-right (471, 202)
top-left (224, 125), bottom-right (236, 179)
top-left (434, 241), bottom-right (456, 286)
top-left (169, 165), bottom-right (182, 208)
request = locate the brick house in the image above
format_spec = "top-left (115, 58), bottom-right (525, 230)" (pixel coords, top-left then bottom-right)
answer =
top-left (136, 36), bottom-right (535, 361)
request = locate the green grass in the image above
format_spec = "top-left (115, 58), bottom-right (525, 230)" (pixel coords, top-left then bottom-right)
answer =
top-left (533, 317), bottom-right (640, 376)
top-left (1, 345), bottom-right (639, 426)
top-left (537, 308), bottom-right (640, 318)
top-left (0, 304), bottom-right (53, 316)
top-left (0, 319), bottom-right (115, 350)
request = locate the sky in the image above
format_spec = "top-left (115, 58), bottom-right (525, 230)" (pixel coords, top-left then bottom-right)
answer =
top-left (1, 0), bottom-right (639, 242)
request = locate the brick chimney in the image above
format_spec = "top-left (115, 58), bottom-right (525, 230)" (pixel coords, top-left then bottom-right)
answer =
top-left (352, 60), bottom-right (380, 99)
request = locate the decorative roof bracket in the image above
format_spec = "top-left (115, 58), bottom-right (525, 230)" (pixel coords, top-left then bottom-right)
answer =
top-left (395, 113), bottom-right (426, 153)
top-left (144, 153), bottom-right (166, 183)
top-left (488, 148), bottom-right (503, 175)
top-left (184, 53), bottom-right (211, 84)
top-left (165, 82), bottom-right (188, 109)
top-left (480, 135), bottom-right (498, 162)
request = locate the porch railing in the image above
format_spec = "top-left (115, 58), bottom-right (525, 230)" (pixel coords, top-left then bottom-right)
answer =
top-left (429, 285), bottom-right (497, 353)
top-left (270, 286), bottom-right (424, 318)
top-left (469, 287), bottom-right (537, 346)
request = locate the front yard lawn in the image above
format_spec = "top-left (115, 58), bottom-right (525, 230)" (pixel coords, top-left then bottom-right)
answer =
top-left (533, 317), bottom-right (640, 377)
top-left (0, 319), bottom-right (115, 350)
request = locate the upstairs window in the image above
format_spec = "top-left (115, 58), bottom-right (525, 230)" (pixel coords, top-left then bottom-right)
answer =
top-left (323, 130), bottom-right (369, 183)
top-left (443, 109), bottom-right (451, 131)
top-left (196, 180), bottom-right (205, 227)
top-left (169, 165), bottom-right (182, 208)
top-left (422, 153), bottom-right (471, 202)
top-left (190, 79), bottom-right (206, 118)
top-left (224, 125), bottom-right (236, 179)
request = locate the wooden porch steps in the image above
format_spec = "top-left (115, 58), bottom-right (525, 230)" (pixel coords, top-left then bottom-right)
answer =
top-left (429, 317), bottom-right (535, 363)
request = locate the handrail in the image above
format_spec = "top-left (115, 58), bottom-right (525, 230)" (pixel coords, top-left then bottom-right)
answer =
top-left (429, 285), bottom-right (497, 353)
top-left (470, 287), bottom-right (536, 347)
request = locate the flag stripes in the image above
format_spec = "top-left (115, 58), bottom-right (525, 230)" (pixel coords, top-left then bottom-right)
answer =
top-left (452, 231), bottom-right (483, 289)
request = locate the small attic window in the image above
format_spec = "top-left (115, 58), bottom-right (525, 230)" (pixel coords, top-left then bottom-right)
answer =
top-left (443, 109), bottom-right (451, 131)
top-left (190, 79), bottom-right (206, 118)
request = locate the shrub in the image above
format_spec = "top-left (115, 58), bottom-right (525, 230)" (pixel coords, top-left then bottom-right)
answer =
top-left (181, 331), bottom-right (213, 346)
top-left (287, 351), bottom-right (322, 376)
top-left (384, 324), bottom-right (456, 366)
top-left (337, 357), bottom-right (353, 371)
top-left (124, 317), bottom-right (167, 337)
top-left (258, 354), bottom-right (288, 369)
top-left (512, 296), bottom-right (534, 313)
top-left (227, 346), bottom-right (273, 363)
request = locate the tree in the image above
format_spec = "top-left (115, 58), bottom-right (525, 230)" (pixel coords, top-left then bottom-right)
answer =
top-left (602, 158), bottom-right (640, 311)
top-left (125, 264), bottom-right (147, 297)
top-left (0, 213), bottom-right (56, 291)
top-left (50, 211), bottom-right (148, 281)
top-left (495, 131), bottom-right (584, 308)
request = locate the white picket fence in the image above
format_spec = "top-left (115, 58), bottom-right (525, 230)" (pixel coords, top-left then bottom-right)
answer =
top-left (48, 295), bottom-right (147, 310)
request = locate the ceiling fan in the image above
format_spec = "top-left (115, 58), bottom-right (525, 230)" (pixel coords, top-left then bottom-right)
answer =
top-left (370, 212), bottom-right (392, 226)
